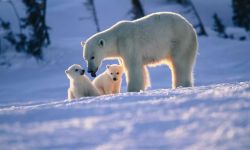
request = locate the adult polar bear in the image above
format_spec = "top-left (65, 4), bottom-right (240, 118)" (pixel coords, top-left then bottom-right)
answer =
top-left (82, 12), bottom-right (198, 92)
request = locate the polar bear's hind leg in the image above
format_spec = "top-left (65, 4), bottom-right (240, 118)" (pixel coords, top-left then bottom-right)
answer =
top-left (169, 30), bottom-right (197, 88)
top-left (143, 65), bottom-right (151, 90)
top-left (171, 58), bottom-right (193, 88)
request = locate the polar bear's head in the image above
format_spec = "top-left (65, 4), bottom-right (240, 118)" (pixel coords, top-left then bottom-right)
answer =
top-left (82, 33), bottom-right (117, 77)
top-left (106, 64), bottom-right (124, 81)
top-left (65, 64), bottom-right (85, 80)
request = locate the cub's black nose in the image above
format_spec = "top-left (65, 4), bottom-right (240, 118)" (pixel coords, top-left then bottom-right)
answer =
top-left (80, 70), bottom-right (85, 75)
top-left (113, 77), bottom-right (117, 81)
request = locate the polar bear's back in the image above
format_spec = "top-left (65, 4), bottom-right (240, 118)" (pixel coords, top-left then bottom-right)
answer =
top-left (113, 12), bottom-right (192, 33)
top-left (131, 12), bottom-right (194, 40)
top-left (113, 12), bottom-right (197, 65)
top-left (134, 12), bottom-right (191, 25)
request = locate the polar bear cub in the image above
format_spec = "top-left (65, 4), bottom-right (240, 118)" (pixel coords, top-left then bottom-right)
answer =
top-left (65, 64), bottom-right (100, 100)
top-left (93, 64), bottom-right (124, 95)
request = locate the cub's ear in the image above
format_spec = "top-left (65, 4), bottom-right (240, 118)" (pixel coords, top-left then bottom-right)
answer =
top-left (65, 70), bottom-right (69, 74)
top-left (80, 41), bottom-right (85, 47)
top-left (120, 67), bottom-right (124, 72)
top-left (106, 65), bottom-right (110, 69)
top-left (98, 39), bottom-right (105, 47)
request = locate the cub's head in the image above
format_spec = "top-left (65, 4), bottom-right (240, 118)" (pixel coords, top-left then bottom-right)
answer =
top-left (65, 64), bottom-right (85, 80)
top-left (81, 33), bottom-right (117, 77)
top-left (106, 64), bottom-right (124, 81)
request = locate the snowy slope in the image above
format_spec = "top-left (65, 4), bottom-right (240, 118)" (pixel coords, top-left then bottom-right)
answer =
top-left (1, 82), bottom-right (250, 150)
top-left (0, 0), bottom-right (250, 149)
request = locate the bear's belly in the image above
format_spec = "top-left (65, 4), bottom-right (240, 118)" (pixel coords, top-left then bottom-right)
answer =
top-left (143, 55), bottom-right (169, 65)
top-left (142, 47), bottom-right (170, 65)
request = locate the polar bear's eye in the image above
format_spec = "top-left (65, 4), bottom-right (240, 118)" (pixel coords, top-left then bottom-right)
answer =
top-left (117, 72), bottom-right (119, 75)
top-left (91, 56), bottom-right (95, 60)
top-left (98, 39), bottom-right (104, 47)
top-left (111, 73), bottom-right (113, 75)
top-left (75, 69), bottom-right (78, 72)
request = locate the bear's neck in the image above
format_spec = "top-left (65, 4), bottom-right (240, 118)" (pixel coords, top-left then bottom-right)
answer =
top-left (101, 29), bottom-right (120, 58)
top-left (70, 78), bottom-right (85, 88)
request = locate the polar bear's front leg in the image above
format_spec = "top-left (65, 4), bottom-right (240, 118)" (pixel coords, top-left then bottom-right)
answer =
top-left (68, 88), bottom-right (75, 100)
top-left (126, 62), bottom-right (145, 92)
top-left (103, 85), bottom-right (113, 95)
top-left (112, 82), bottom-right (121, 94)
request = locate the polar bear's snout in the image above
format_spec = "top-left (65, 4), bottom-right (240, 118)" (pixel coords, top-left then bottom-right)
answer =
top-left (66, 64), bottom-right (87, 79)
top-left (87, 66), bottom-right (98, 77)
top-left (90, 72), bottom-right (97, 77)
top-left (88, 69), bottom-right (97, 77)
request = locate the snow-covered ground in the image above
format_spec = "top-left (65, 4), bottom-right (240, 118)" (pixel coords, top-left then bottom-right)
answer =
top-left (0, 0), bottom-right (250, 149)
top-left (1, 82), bottom-right (250, 149)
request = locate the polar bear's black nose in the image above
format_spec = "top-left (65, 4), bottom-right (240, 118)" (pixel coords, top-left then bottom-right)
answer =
top-left (88, 70), bottom-right (96, 77)
top-left (113, 77), bottom-right (117, 81)
top-left (91, 72), bottom-right (96, 77)
top-left (88, 68), bottom-right (97, 77)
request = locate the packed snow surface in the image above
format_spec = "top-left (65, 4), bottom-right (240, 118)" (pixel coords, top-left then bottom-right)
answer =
top-left (1, 82), bottom-right (250, 149)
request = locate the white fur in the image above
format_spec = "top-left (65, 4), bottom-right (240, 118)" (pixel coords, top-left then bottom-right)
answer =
top-left (93, 64), bottom-right (124, 95)
top-left (82, 12), bottom-right (198, 92)
top-left (65, 64), bottom-right (100, 100)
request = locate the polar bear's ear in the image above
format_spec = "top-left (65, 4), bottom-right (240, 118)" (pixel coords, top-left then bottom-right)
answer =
top-left (106, 65), bottom-right (110, 69)
top-left (80, 41), bottom-right (85, 47)
top-left (65, 70), bottom-right (69, 74)
top-left (98, 39), bottom-right (105, 47)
